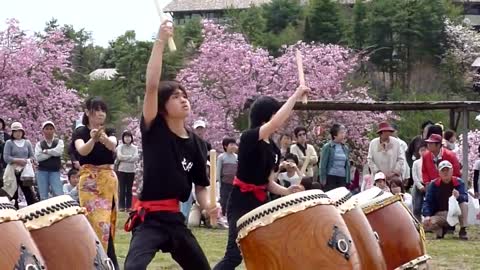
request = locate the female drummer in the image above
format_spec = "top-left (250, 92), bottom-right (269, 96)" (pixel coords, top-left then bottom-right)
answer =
top-left (73, 97), bottom-right (119, 268)
top-left (214, 87), bottom-right (309, 269)
top-left (123, 22), bottom-right (216, 270)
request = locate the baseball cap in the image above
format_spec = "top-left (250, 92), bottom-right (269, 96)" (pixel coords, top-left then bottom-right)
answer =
top-left (374, 172), bottom-right (386, 181)
top-left (438, 160), bottom-right (453, 171)
top-left (42, 121), bottom-right (56, 129)
top-left (193, 120), bottom-right (206, 129)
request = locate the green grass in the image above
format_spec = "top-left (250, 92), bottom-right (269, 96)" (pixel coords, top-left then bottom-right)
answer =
top-left (114, 213), bottom-right (479, 270)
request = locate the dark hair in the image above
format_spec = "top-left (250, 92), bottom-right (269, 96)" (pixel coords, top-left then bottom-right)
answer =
top-left (421, 120), bottom-right (434, 130)
top-left (157, 81), bottom-right (188, 115)
top-left (426, 125), bottom-right (443, 139)
top-left (330, 123), bottom-right (345, 139)
top-left (249, 96), bottom-right (281, 128)
top-left (294, 126), bottom-right (307, 137)
top-left (478, 144), bottom-right (480, 157)
top-left (278, 133), bottom-right (292, 143)
top-left (0, 118), bottom-right (5, 130)
top-left (82, 96), bottom-right (108, 125)
top-left (67, 168), bottom-right (79, 180)
top-left (389, 177), bottom-right (405, 193)
top-left (222, 137), bottom-right (237, 151)
top-left (284, 153), bottom-right (299, 165)
top-left (122, 130), bottom-right (134, 144)
top-left (11, 130), bottom-right (25, 139)
top-left (418, 141), bottom-right (427, 154)
top-left (300, 177), bottom-right (322, 190)
top-left (444, 130), bottom-right (456, 141)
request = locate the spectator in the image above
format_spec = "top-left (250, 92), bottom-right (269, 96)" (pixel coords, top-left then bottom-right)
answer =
top-left (389, 176), bottom-right (413, 211)
top-left (278, 133), bottom-right (292, 160)
top-left (34, 121), bottom-right (64, 200)
top-left (373, 172), bottom-right (390, 193)
top-left (290, 127), bottom-right (318, 178)
top-left (63, 168), bottom-right (79, 202)
top-left (367, 122), bottom-right (405, 183)
top-left (278, 153), bottom-right (303, 187)
top-left (443, 130), bottom-right (457, 151)
top-left (319, 124), bottom-right (351, 191)
top-left (217, 137), bottom-right (238, 216)
top-left (422, 161), bottom-right (468, 240)
top-left (411, 142), bottom-right (428, 221)
top-left (406, 120), bottom-right (433, 169)
top-left (116, 130), bottom-right (139, 212)
top-left (474, 145), bottom-right (480, 200)
top-left (0, 118), bottom-right (11, 197)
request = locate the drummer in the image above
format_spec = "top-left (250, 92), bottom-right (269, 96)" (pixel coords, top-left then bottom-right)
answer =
top-left (214, 87), bottom-right (308, 270)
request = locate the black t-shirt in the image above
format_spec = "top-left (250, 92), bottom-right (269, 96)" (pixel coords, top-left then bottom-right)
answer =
top-left (72, 126), bottom-right (116, 166)
top-left (140, 115), bottom-right (209, 202)
top-left (236, 127), bottom-right (280, 185)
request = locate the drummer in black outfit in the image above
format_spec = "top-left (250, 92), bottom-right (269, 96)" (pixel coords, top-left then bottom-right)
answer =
top-left (214, 86), bottom-right (309, 270)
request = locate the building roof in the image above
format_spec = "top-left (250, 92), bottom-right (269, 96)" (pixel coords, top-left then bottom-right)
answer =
top-left (89, 68), bottom-right (118, 80)
top-left (164, 0), bottom-right (273, 12)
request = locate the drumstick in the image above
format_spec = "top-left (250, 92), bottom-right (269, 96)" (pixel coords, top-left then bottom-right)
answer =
top-left (154, 0), bottom-right (177, 52)
top-left (300, 151), bottom-right (312, 176)
top-left (296, 49), bottom-right (308, 104)
top-left (209, 149), bottom-right (218, 228)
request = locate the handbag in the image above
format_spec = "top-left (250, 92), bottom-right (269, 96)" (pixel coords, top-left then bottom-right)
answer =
top-left (20, 160), bottom-right (35, 187)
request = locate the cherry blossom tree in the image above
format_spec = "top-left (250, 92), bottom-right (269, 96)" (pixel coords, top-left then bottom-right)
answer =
top-left (0, 19), bottom-right (82, 142)
top-left (177, 21), bottom-right (394, 165)
top-left (457, 130), bottom-right (480, 185)
top-left (444, 19), bottom-right (480, 72)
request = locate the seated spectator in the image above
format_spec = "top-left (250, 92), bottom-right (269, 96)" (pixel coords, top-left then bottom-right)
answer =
top-left (300, 177), bottom-right (322, 191)
top-left (389, 176), bottom-right (413, 211)
top-left (278, 153), bottom-right (303, 187)
top-left (63, 168), bottom-right (79, 202)
top-left (422, 160), bottom-right (468, 240)
top-left (374, 172), bottom-right (391, 193)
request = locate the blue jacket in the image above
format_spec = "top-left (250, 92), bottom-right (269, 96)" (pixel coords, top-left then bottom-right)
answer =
top-left (319, 141), bottom-right (351, 185)
top-left (422, 177), bottom-right (468, 217)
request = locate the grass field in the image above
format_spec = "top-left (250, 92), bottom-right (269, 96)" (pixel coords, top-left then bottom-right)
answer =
top-left (114, 213), bottom-right (479, 270)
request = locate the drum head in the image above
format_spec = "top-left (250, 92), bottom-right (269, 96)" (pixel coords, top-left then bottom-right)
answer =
top-left (325, 187), bottom-right (357, 213)
top-left (0, 197), bottom-right (19, 223)
top-left (352, 187), bottom-right (384, 205)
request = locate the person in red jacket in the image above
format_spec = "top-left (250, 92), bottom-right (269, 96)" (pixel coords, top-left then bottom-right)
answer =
top-left (422, 134), bottom-right (461, 185)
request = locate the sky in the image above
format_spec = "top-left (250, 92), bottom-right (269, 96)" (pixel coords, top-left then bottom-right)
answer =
top-left (1, 0), bottom-right (173, 47)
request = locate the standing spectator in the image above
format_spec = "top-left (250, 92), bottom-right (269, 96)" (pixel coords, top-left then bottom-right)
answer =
top-left (411, 143), bottom-right (428, 221)
top-left (116, 130), bottom-right (139, 212)
top-left (406, 121), bottom-right (433, 169)
top-left (474, 145), bottom-right (480, 200)
top-left (216, 137), bottom-right (238, 216)
top-left (73, 97), bottom-right (118, 268)
top-left (290, 127), bottom-right (318, 178)
top-left (0, 118), bottom-right (11, 197)
top-left (2, 122), bottom-right (37, 208)
top-left (443, 130), bottom-right (457, 151)
top-left (278, 133), bottom-right (292, 160)
top-left (319, 124), bottom-right (351, 191)
top-left (422, 134), bottom-right (461, 186)
top-left (63, 168), bottom-right (79, 202)
top-left (367, 122), bottom-right (405, 183)
top-left (34, 121), bottom-right (64, 200)
top-left (392, 124), bottom-right (411, 187)
top-left (423, 161), bottom-right (469, 240)
top-left (193, 119), bottom-right (212, 151)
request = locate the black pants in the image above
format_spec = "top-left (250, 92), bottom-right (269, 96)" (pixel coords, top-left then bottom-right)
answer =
top-left (124, 213), bottom-right (210, 270)
top-left (107, 232), bottom-right (119, 270)
top-left (117, 171), bottom-right (135, 209)
top-left (324, 175), bottom-right (347, 192)
top-left (214, 187), bottom-right (263, 270)
top-left (219, 182), bottom-right (233, 216)
top-left (12, 172), bottom-right (37, 209)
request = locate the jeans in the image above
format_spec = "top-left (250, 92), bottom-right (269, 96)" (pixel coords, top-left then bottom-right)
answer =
top-left (36, 170), bottom-right (63, 201)
top-left (181, 193), bottom-right (194, 220)
top-left (412, 186), bottom-right (425, 222)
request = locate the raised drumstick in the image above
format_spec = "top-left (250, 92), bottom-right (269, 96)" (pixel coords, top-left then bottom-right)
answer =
top-left (296, 49), bottom-right (308, 104)
top-left (154, 0), bottom-right (177, 52)
top-left (209, 149), bottom-right (218, 228)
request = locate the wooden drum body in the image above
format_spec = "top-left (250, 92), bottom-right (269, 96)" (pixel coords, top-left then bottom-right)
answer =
top-left (18, 195), bottom-right (113, 270)
top-left (0, 197), bottom-right (46, 270)
top-left (237, 190), bottom-right (361, 270)
top-left (360, 193), bottom-right (430, 270)
top-left (326, 188), bottom-right (387, 270)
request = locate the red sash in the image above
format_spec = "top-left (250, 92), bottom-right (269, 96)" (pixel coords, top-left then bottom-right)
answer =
top-left (124, 199), bottom-right (180, 232)
top-left (233, 177), bottom-right (268, 202)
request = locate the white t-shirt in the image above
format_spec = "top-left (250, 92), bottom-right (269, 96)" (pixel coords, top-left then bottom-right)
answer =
top-left (402, 193), bottom-right (413, 212)
top-left (278, 172), bottom-right (301, 186)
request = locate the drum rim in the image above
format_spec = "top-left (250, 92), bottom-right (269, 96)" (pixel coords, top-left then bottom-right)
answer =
top-left (325, 187), bottom-right (357, 213)
top-left (352, 187), bottom-right (384, 205)
top-left (0, 199), bottom-right (20, 222)
top-left (394, 255), bottom-right (431, 270)
top-left (236, 190), bottom-right (332, 242)
top-left (360, 193), bottom-right (400, 214)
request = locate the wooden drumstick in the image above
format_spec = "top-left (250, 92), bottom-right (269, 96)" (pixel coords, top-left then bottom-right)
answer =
top-left (296, 49), bottom-right (308, 104)
top-left (209, 149), bottom-right (218, 228)
top-left (300, 151), bottom-right (312, 176)
top-left (154, 0), bottom-right (177, 52)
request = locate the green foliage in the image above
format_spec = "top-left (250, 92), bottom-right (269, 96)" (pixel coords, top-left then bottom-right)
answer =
top-left (304, 0), bottom-right (343, 44)
top-left (226, 6), bottom-right (267, 46)
top-left (350, 0), bottom-right (368, 49)
top-left (262, 0), bottom-right (303, 34)
top-left (85, 80), bottom-right (130, 124)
